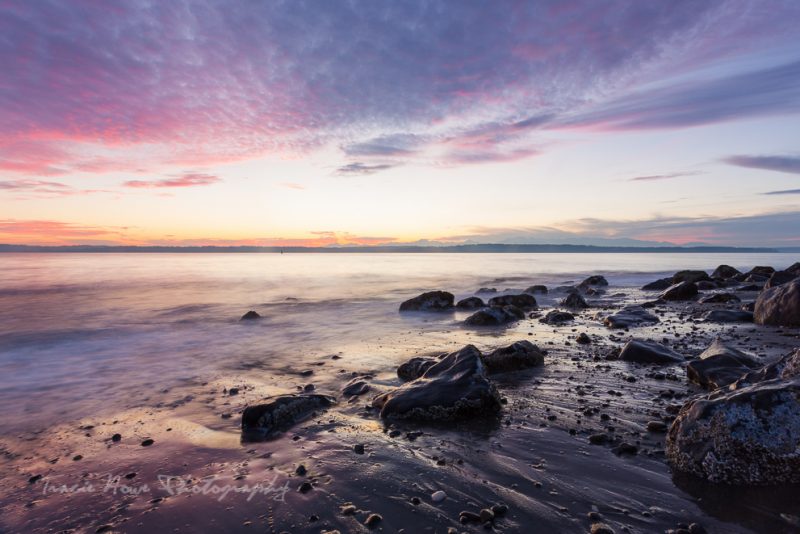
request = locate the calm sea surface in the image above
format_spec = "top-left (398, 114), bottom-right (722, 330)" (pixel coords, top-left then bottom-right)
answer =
top-left (0, 252), bottom-right (795, 432)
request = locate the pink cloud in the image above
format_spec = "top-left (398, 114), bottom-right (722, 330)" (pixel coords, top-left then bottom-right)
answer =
top-left (123, 173), bottom-right (220, 188)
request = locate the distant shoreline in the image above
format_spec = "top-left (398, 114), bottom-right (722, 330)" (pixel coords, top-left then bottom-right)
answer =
top-left (0, 244), bottom-right (790, 253)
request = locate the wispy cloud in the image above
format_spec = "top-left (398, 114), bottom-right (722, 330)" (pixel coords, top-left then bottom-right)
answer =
top-left (763, 188), bottom-right (800, 195)
top-left (723, 154), bottom-right (800, 174)
top-left (123, 173), bottom-right (220, 188)
top-left (629, 171), bottom-right (702, 182)
top-left (335, 163), bottom-right (399, 176)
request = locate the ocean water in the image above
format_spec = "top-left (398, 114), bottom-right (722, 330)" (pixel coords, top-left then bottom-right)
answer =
top-left (0, 251), bottom-right (795, 433)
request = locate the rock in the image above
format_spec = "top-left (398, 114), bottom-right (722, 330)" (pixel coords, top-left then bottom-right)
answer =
top-left (765, 270), bottom-right (798, 289)
top-left (731, 349), bottom-right (800, 389)
top-left (590, 523), bottom-right (616, 534)
top-left (711, 264), bottom-right (741, 279)
top-left (459, 511), bottom-right (481, 523)
top-left (240, 310), bottom-right (261, 320)
top-left (699, 292), bottom-right (740, 304)
top-left (364, 513), bottom-right (382, 528)
top-left (619, 339), bottom-right (683, 364)
top-left (666, 377), bottom-right (800, 484)
top-left (703, 310), bottom-right (753, 323)
top-left (737, 284), bottom-right (762, 292)
top-left (589, 433), bottom-right (609, 444)
top-left (372, 345), bottom-right (501, 420)
top-left (431, 490), bottom-right (447, 502)
top-left (602, 306), bottom-right (659, 328)
top-left (696, 281), bottom-right (718, 290)
top-left (540, 310), bottom-right (574, 325)
top-left (561, 293), bottom-right (588, 309)
top-left (343, 379), bottom-right (370, 396)
top-left (111, 433), bottom-right (121, 442)
top-left (642, 277), bottom-right (672, 290)
top-left (744, 273), bottom-right (769, 283)
top-left (754, 279), bottom-right (800, 326)
top-left (746, 265), bottom-right (776, 277)
top-left (787, 262), bottom-right (800, 276)
top-left (646, 420), bottom-right (667, 432)
top-left (487, 293), bottom-right (538, 310)
top-left (479, 508), bottom-right (495, 523)
top-left (241, 394), bottom-right (336, 439)
top-left (482, 340), bottom-right (544, 373)
top-left (298, 481), bottom-right (313, 493)
top-left (353, 444), bottom-right (365, 454)
top-left (477, 287), bottom-right (497, 294)
top-left (612, 442), bottom-right (638, 455)
top-left (491, 503), bottom-right (508, 516)
top-left (660, 281), bottom-right (698, 301)
top-left (397, 357), bottom-right (437, 381)
top-left (580, 275), bottom-right (609, 287)
top-left (576, 333), bottom-right (591, 345)
top-left (399, 291), bottom-right (454, 312)
top-left (686, 340), bottom-right (761, 390)
top-left (672, 270), bottom-right (711, 284)
top-left (464, 305), bottom-right (524, 326)
top-left (295, 465), bottom-right (307, 476)
top-left (228, 387), bottom-right (239, 395)
top-left (141, 439), bottom-right (154, 447)
top-left (456, 296), bottom-right (485, 310)
top-left (524, 285), bottom-right (548, 294)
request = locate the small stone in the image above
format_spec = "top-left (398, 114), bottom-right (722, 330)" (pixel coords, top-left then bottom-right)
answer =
top-left (688, 523), bottom-right (707, 534)
top-left (479, 508), bottom-right (495, 523)
top-left (459, 511), bottom-right (481, 523)
top-left (353, 444), bottom-right (365, 454)
top-left (431, 490), bottom-right (447, 502)
top-left (140, 439), bottom-right (154, 447)
top-left (340, 504), bottom-right (356, 515)
top-left (646, 421), bottom-right (667, 433)
top-left (491, 503), bottom-right (508, 516)
top-left (298, 481), bottom-right (313, 493)
top-left (576, 333), bottom-right (591, 344)
top-left (28, 474), bottom-right (42, 484)
top-left (411, 496), bottom-right (421, 505)
top-left (240, 310), bottom-right (261, 320)
top-left (589, 433), bottom-right (609, 445)
top-left (364, 513), bottom-right (382, 528)
top-left (295, 464), bottom-right (307, 476)
top-left (590, 523), bottom-right (615, 534)
top-left (72, 455), bottom-right (83, 461)
top-left (228, 387), bottom-right (239, 395)
top-left (111, 433), bottom-right (122, 442)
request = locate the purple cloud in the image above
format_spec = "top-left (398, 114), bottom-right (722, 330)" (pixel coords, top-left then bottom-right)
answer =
top-left (763, 189), bottom-right (800, 195)
top-left (723, 154), bottom-right (800, 174)
top-left (629, 171), bottom-right (702, 182)
top-left (335, 162), bottom-right (399, 176)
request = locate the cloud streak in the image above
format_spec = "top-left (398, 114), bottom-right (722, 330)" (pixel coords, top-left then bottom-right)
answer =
top-left (723, 154), bottom-right (800, 174)
top-left (123, 173), bottom-right (220, 188)
top-left (629, 171), bottom-right (701, 182)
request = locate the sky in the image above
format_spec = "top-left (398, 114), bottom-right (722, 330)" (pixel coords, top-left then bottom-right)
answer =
top-left (1, 0), bottom-right (799, 248)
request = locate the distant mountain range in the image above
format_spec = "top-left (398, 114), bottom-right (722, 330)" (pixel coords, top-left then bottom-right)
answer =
top-left (0, 243), bottom-right (786, 253)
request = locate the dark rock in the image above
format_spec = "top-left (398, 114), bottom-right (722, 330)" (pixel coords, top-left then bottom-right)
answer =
top-left (746, 265), bottom-right (775, 277)
top-left (241, 394), bottom-right (336, 439)
top-left (561, 292), bottom-right (588, 309)
top-left (456, 296), bottom-right (485, 310)
top-left (696, 281), bottom-right (718, 290)
top-left (397, 357), bottom-right (437, 381)
top-left (364, 513), bottom-right (382, 528)
top-left (744, 273), bottom-right (769, 283)
top-left (765, 270), bottom-right (798, 289)
top-left (787, 262), bottom-right (800, 276)
top-left (642, 277), bottom-right (672, 290)
top-left (660, 281), bottom-right (698, 301)
top-left (477, 287), bottom-right (497, 294)
top-left (343, 379), bottom-right (370, 396)
top-left (590, 523), bottom-right (615, 534)
top-left (754, 279), bottom-right (800, 326)
top-left (399, 291), bottom-right (454, 312)
top-left (699, 292), bottom-right (740, 304)
top-left (666, 377), bottom-right (800, 484)
top-left (240, 310), bottom-right (262, 321)
top-left (612, 442), bottom-right (638, 455)
top-left (589, 433), bottom-right (609, 444)
top-left (353, 444), bottom-right (365, 454)
top-left (703, 310), bottom-right (753, 323)
top-left (372, 345), bottom-right (501, 420)
top-left (228, 387), bottom-right (239, 395)
top-left (295, 464), bottom-right (307, 476)
top-left (672, 270), bottom-right (711, 284)
top-left (540, 310), bottom-right (574, 325)
top-left (479, 508), bottom-right (495, 523)
top-left (711, 264), bottom-right (741, 279)
top-left (298, 481), bottom-right (313, 493)
top-left (464, 305), bottom-right (524, 326)
top-left (576, 332), bottom-right (591, 345)
top-left (602, 306), bottom-right (659, 328)
top-left (459, 511), bottom-right (482, 523)
top-left (737, 284), bottom-right (762, 292)
top-left (620, 339), bottom-right (683, 364)
top-left (524, 285), bottom-right (548, 294)
top-left (579, 275), bottom-right (609, 287)
top-left (731, 349), bottom-right (800, 389)
top-left (141, 439), bottom-right (154, 447)
top-left (647, 421), bottom-right (667, 432)
top-left (686, 340), bottom-right (761, 390)
top-left (111, 433), bottom-right (121, 442)
top-left (487, 293), bottom-right (538, 310)
top-left (482, 340), bottom-right (544, 373)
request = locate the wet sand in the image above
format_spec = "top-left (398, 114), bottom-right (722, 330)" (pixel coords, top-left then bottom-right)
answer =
top-left (1, 281), bottom-right (799, 533)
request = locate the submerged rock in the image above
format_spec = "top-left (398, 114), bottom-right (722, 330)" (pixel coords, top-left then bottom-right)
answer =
top-left (241, 394), bottom-right (336, 439)
top-left (399, 291), bottom-right (454, 312)
top-left (372, 345), bottom-right (501, 420)
top-left (487, 293), bottom-right (538, 310)
top-left (619, 339), bottom-right (683, 364)
top-left (456, 296), bottom-right (485, 310)
top-left (540, 310), bottom-right (574, 325)
top-left (602, 306), bottom-right (659, 328)
top-left (666, 377), bottom-right (800, 484)
top-left (641, 277), bottom-right (672, 290)
top-left (686, 340), bottom-right (761, 390)
top-left (524, 284), bottom-right (548, 294)
top-left (464, 305), bottom-right (524, 326)
top-left (397, 357), bottom-right (437, 381)
top-left (561, 293), bottom-right (588, 309)
top-left (240, 310), bottom-right (262, 320)
top-left (711, 264), bottom-right (741, 279)
top-left (704, 310), bottom-right (753, 323)
top-left (482, 340), bottom-right (544, 373)
top-left (660, 281), bottom-right (698, 301)
top-left (754, 279), bottom-right (800, 326)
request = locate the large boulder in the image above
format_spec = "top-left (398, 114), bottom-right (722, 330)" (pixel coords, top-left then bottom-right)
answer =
top-left (602, 306), bottom-right (659, 328)
top-left (764, 270), bottom-right (798, 289)
top-left (487, 293), bottom-right (538, 310)
top-left (620, 339), bottom-right (683, 364)
top-left (540, 310), bottom-right (574, 325)
top-left (787, 262), bottom-right (800, 276)
top-left (703, 310), bottom-right (753, 323)
top-left (561, 292), bottom-right (589, 309)
top-left (699, 292), bottom-right (740, 304)
top-left (641, 277), bottom-right (672, 290)
top-left (241, 395), bottom-right (336, 439)
top-left (731, 349), bottom-right (800, 389)
top-left (456, 296), bottom-right (485, 310)
top-left (482, 340), bottom-right (544, 373)
top-left (399, 291), bottom-right (454, 312)
top-left (711, 264), bottom-right (741, 279)
top-left (746, 265), bottom-right (776, 278)
top-left (397, 357), bottom-right (437, 381)
top-left (672, 270), bottom-right (711, 284)
top-left (372, 345), bottom-right (501, 420)
top-left (579, 275), bottom-right (609, 288)
top-left (660, 281), bottom-right (698, 301)
top-left (464, 305), bottom-right (524, 326)
top-left (666, 377), bottom-right (800, 485)
top-left (686, 340), bottom-right (761, 390)
top-left (754, 279), bottom-right (800, 326)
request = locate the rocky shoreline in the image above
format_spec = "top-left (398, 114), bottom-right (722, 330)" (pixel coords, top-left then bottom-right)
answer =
top-left (1, 262), bottom-right (799, 533)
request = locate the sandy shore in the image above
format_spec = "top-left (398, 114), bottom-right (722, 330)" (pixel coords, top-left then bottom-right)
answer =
top-left (1, 278), bottom-right (799, 533)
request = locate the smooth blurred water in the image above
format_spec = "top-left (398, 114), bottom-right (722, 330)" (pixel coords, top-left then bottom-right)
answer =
top-left (0, 252), bottom-right (795, 432)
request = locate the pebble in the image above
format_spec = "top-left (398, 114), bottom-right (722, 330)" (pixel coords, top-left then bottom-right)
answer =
top-left (479, 508), bottom-right (495, 523)
top-left (364, 513), bottom-right (382, 528)
top-left (589, 433), bottom-right (609, 445)
top-left (228, 387), bottom-right (239, 395)
top-left (459, 511), bottom-right (481, 523)
top-left (646, 421), bottom-right (667, 432)
top-left (140, 439), bottom-right (154, 447)
top-left (353, 444), bottom-right (365, 454)
top-left (431, 490), bottom-right (447, 502)
top-left (590, 523), bottom-right (615, 534)
top-left (298, 481), bottom-right (313, 493)
top-left (111, 433), bottom-right (122, 442)
top-left (491, 503), bottom-right (508, 516)
top-left (340, 504), bottom-right (356, 515)
top-left (295, 464), bottom-right (307, 476)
